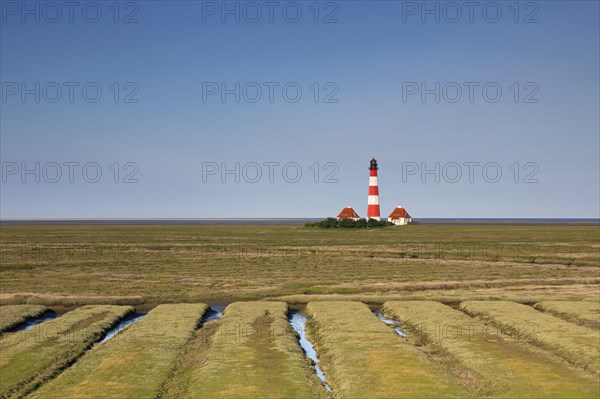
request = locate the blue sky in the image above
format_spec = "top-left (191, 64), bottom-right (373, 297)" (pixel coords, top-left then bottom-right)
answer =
top-left (1, 0), bottom-right (598, 218)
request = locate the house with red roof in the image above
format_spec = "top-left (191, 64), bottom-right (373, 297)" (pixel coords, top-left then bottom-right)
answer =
top-left (337, 206), bottom-right (360, 221)
top-left (388, 205), bottom-right (412, 225)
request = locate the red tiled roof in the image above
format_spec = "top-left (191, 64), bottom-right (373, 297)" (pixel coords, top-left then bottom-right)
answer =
top-left (388, 207), bottom-right (411, 219)
top-left (337, 207), bottom-right (360, 219)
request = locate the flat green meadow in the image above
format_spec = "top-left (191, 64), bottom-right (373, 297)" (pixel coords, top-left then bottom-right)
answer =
top-left (0, 224), bottom-right (598, 398)
top-left (0, 225), bottom-right (598, 304)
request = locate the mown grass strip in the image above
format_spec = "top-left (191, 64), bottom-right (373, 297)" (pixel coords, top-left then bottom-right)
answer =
top-left (0, 305), bottom-right (49, 333)
top-left (305, 301), bottom-right (469, 399)
top-left (163, 301), bottom-right (329, 399)
top-left (27, 303), bottom-right (207, 399)
top-left (384, 301), bottom-right (599, 398)
top-left (460, 300), bottom-right (600, 375)
top-left (0, 305), bottom-right (131, 399)
top-left (534, 300), bottom-right (600, 330)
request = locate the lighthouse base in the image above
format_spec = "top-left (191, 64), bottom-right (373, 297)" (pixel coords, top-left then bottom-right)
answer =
top-left (367, 217), bottom-right (381, 221)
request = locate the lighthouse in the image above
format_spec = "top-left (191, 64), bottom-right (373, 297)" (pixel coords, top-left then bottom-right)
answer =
top-left (367, 158), bottom-right (381, 220)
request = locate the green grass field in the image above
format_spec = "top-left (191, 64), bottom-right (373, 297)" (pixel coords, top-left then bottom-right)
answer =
top-left (305, 301), bottom-right (469, 398)
top-left (384, 301), bottom-right (599, 398)
top-left (0, 224), bottom-right (598, 398)
top-left (0, 305), bottom-right (131, 399)
top-left (460, 301), bottom-right (600, 375)
top-left (0, 300), bottom-right (598, 398)
top-left (163, 302), bottom-right (329, 399)
top-left (0, 225), bottom-right (598, 304)
top-left (27, 304), bottom-right (207, 399)
top-left (534, 300), bottom-right (600, 329)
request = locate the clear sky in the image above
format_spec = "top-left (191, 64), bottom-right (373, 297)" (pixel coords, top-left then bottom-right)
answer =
top-left (1, 0), bottom-right (598, 218)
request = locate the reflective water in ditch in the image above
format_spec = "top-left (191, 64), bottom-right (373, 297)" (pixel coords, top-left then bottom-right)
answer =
top-left (288, 310), bottom-right (332, 392)
top-left (374, 311), bottom-right (408, 337)
top-left (203, 305), bottom-right (225, 324)
top-left (99, 312), bottom-right (146, 344)
top-left (18, 311), bottom-right (59, 331)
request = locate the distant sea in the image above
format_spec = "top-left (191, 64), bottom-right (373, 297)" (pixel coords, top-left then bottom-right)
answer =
top-left (1, 218), bottom-right (598, 226)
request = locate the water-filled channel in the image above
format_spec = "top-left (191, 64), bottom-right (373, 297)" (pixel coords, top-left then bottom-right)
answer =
top-left (288, 310), bottom-right (332, 392)
top-left (98, 312), bottom-right (146, 344)
top-left (374, 311), bottom-right (408, 337)
top-left (15, 310), bottom-right (59, 332)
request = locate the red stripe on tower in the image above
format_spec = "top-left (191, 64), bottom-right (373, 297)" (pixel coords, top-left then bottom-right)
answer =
top-left (367, 157), bottom-right (381, 220)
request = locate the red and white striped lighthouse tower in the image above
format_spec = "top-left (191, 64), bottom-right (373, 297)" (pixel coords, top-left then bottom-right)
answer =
top-left (367, 158), bottom-right (381, 220)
